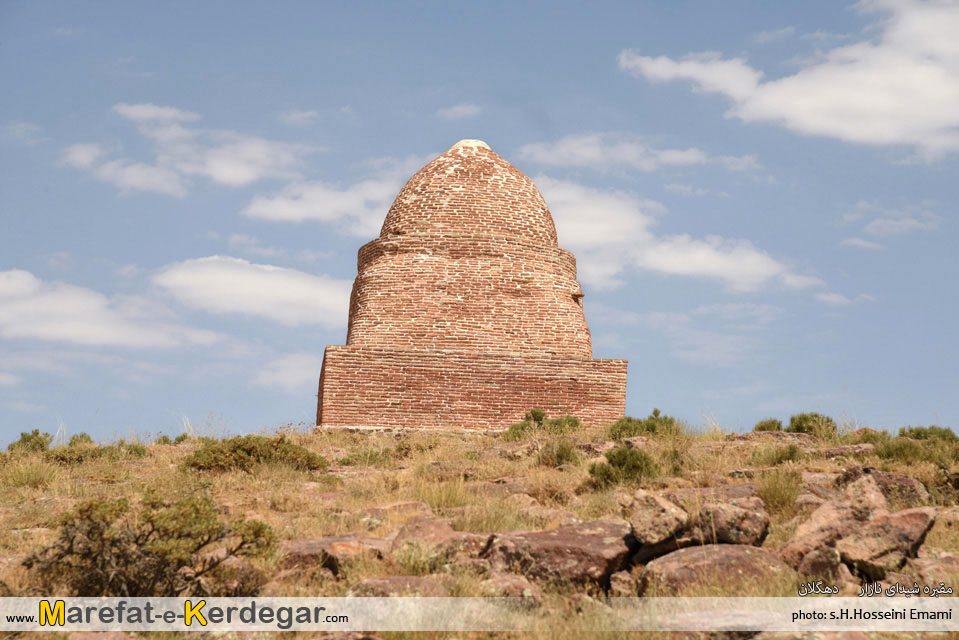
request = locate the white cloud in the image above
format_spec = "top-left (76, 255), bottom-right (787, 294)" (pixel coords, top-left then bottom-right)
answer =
top-left (153, 256), bottom-right (352, 328)
top-left (436, 103), bottom-right (482, 120)
top-left (846, 200), bottom-right (939, 237)
top-left (816, 292), bottom-right (876, 306)
top-left (516, 133), bottom-right (759, 172)
top-left (2, 121), bottom-right (47, 146)
top-left (279, 109), bottom-right (320, 126)
top-left (619, 1), bottom-right (959, 156)
top-left (664, 183), bottom-right (708, 196)
top-left (755, 26), bottom-right (796, 44)
top-left (841, 237), bottom-right (885, 250)
top-left (0, 372), bottom-right (20, 386)
top-left (0, 270), bottom-right (221, 348)
top-left (61, 103), bottom-right (320, 196)
top-left (538, 175), bottom-right (820, 292)
top-left (226, 234), bottom-right (284, 258)
top-left (241, 155), bottom-right (429, 237)
top-left (254, 353), bottom-right (322, 393)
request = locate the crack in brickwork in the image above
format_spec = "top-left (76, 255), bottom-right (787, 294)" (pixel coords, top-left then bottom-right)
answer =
top-left (317, 140), bottom-right (628, 430)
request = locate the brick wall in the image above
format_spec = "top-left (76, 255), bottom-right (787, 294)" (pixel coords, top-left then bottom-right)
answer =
top-left (317, 139), bottom-right (628, 432)
top-left (317, 346), bottom-right (628, 430)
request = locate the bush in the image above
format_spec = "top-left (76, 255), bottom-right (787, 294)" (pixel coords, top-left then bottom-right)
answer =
top-left (608, 409), bottom-right (680, 441)
top-left (537, 439), bottom-right (580, 467)
top-left (153, 435), bottom-right (173, 445)
top-left (876, 437), bottom-right (956, 467)
top-left (753, 419), bottom-right (783, 432)
top-left (3, 460), bottom-right (58, 489)
top-left (502, 409), bottom-right (581, 442)
top-left (173, 433), bottom-right (191, 444)
top-left (24, 490), bottom-right (274, 596)
top-left (183, 435), bottom-right (327, 473)
top-left (8, 429), bottom-right (53, 454)
top-left (899, 425), bottom-right (958, 443)
top-left (339, 447), bottom-right (393, 467)
top-left (589, 446), bottom-right (660, 488)
top-left (785, 413), bottom-right (837, 438)
top-left (758, 469), bottom-right (802, 514)
top-left (46, 441), bottom-right (148, 466)
top-left (68, 433), bottom-right (94, 447)
top-left (749, 444), bottom-right (803, 467)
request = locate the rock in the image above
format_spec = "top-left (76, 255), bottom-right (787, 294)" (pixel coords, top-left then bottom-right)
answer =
top-left (479, 573), bottom-right (543, 600)
top-left (576, 441), bottom-right (618, 456)
top-left (798, 546), bottom-right (843, 580)
top-left (622, 436), bottom-right (650, 449)
top-left (347, 575), bottom-right (449, 597)
top-left (280, 535), bottom-right (389, 574)
top-left (820, 443), bottom-right (875, 458)
top-left (639, 545), bottom-right (794, 596)
top-left (904, 556), bottom-right (959, 584)
top-left (390, 518), bottom-right (490, 559)
top-left (691, 501), bottom-right (769, 546)
top-left (422, 461), bottom-right (476, 481)
top-left (728, 431), bottom-right (816, 446)
top-left (729, 467), bottom-right (773, 479)
top-left (482, 518), bottom-right (636, 585)
top-left (627, 489), bottom-right (688, 546)
top-left (836, 507), bottom-right (937, 579)
top-left (608, 570), bottom-right (636, 597)
top-left (780, 475), bottom-right (888, 569)
top-left (837, 466), bottom-right (930, 506)
top-left (495, 442), bottom-right (539, 461)
top-left (801, 471), bottom-right (840, 487)
top-left (660, 483), bottom-right (758, 508)
top-left (358, 501), bottom-right (433, 526)
top-left (796, 493), bottom-right (826, 509)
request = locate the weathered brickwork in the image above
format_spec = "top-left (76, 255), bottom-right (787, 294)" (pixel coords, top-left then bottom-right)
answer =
top-left (317, 139), bottom-right (628, 430)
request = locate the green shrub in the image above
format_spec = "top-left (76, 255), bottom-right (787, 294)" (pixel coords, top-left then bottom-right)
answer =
top-left (8, 429), bottom-right (53, 453)
top-left (537, 439), bottom-right (580, 467)
top-left (758, 469), bottom-right (802, 514)
top-left (749, 444), bottom-right (803, 467)
top-left (753, 419), bottom-right (783, 432)
top-left (46, 441), bottom-right (148, 466)
top-left (339, 447), bottom-right (393, 467)
top-left (899, 425), bottom-right (958, 443)
top-left (24, 490), bottom-right (274, 596)
top-left (785, 412), bottom-right (837, 439)
top-left (847, 428), bottom-right (892, 446)
top-left (589, 446), bottom-right (660, 488)
top-left (502, 409), bottom-right (581, 442)
top-left (173, 433), bottom-right (191, 444)
top-left (68, 433), bottom-right (94, 447)
top-left (608, 409), bottom-right (680, 441)
top-left (153, 435), bottom-right (173, 445)
top-left (876, 437), bottom-right (956, 467)
top-left (183, 435), bottom-right (327, 473)
top-left (3, 460), bottom-right (58, 489)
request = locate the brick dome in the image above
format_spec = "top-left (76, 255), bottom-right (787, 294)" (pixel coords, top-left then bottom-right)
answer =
top-left (381, 139), bottom-right (558, 246)
top-left (345, 139), bottom-right (592, 359)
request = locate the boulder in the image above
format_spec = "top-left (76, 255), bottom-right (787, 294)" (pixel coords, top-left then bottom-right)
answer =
top-left (797, 546), bottom-right (843, 581)
top-left (836, 507), bottom-right (937, 579)
top-left (390, 518), bottom-right (490, 559)
top-left (576, 441), bottom-right (618, 456)
top-left (622, 435), bottom-right (651, 449)
top-left (820, 443), bottom-right (875, 458)
top-left (780, 475), bottom-right (888, 569)
top-left (837, 466), bottom-right (930, 506)
top-left (347, 575), bottom-right (449, 597)
top-left (639, 544), bottom-right (794, 596)
top-left (904, 556), bottom-right (959, 585)
top-left (660, 483), bottom-right (757, 508)
top-left (481, 518), bottom-right (636, 585)
top-left (280, 535), bottom-right (390, 574)
top-left (608, 570), bottom-right (636, 597)
top-left (691, 501), bottom-right (769, 546)
top-left (627, 489), bottom-right (688, 546)
top-left (479, 573), bottom-right (543, 600)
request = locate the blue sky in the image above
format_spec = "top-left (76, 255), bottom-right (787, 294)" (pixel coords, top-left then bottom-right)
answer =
top-left (2, 0), bottom-right (957, 443)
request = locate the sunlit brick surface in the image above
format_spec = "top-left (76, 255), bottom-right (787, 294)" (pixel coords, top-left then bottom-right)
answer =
top-left (317, 140), bottom-right (627, 430)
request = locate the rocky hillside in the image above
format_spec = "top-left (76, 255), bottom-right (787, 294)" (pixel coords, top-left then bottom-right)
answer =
top-left (1, 411), bottom-right (957, 639)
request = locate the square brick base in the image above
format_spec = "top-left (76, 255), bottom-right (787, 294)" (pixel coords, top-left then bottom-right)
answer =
top-left (316, 346), bottom-right (627, 431)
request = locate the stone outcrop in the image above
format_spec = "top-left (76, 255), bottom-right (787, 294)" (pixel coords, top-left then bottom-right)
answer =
top-left (835, 507), bottom-right (936, 579)
top-left (317, 140), bottom-right (627, 430)
top-left (639, 544), bottom-right (794, 596)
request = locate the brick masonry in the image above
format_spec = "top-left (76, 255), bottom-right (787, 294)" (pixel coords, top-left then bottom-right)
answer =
top-left (317, 139), bottom-right (628, 430)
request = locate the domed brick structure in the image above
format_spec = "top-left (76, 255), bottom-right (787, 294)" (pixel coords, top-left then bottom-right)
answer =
top-left (317, 139), bottom-right (627, 430)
